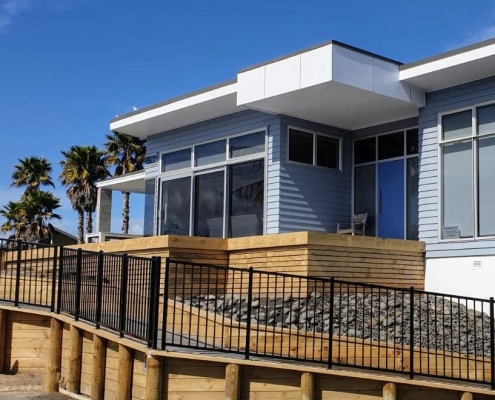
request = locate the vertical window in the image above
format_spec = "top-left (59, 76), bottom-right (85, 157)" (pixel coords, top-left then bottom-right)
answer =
top-left (143, 179), bottom-right (156, 236)
top-left (160, 177), bottom-right (191, 236)
top-left (194, 171), bottom-right (225, 237)
top-left (229, 160), bottom-right (264, 238)
top-left (317, 135), bottom-right (340, 169)
top-left (406, 158), bottom-right (419, 240)
top-left (354, 165), bottom-right (376, 236)
top-left (478, 137), bottom-right (495, 237)
top-left (406, 128), bottom-right (419, 155)
top-left (288, 129), bottom-right (313, 164)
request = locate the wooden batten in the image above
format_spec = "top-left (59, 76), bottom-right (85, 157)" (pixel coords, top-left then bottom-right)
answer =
top-left (67, 325), bottom-right (83, 394)
top-left (461, 393), bottom-right (473, 400)
top-left (145, 354), bottom-right (162, 400)
top-left (383, 383), bottom-right (396, 400)
top-left (225, 364), bottom-right (240, 400)
top-left (91, 334), bottom-right (106, 400)
top-left (46, 317), bottom-right (63, 393)
top-left (117, 344), bottom-right (133, 400)
top-left (301, 372), bottom-right (314, 400)
top-left (0, 309), bottom-right (6, 373)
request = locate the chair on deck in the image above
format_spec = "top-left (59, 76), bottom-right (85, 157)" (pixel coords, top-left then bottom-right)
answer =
top-left (337, 213), bottom-right (368, 236)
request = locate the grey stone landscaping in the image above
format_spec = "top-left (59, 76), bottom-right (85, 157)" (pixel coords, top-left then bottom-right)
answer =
top-left (179, 291), bottom-right (493, 357)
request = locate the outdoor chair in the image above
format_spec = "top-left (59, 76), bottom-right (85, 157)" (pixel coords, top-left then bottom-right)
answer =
top-left (336, 213), bottom-right (368, 236)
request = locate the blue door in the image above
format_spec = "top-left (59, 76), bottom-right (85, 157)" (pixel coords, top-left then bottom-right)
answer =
top-left (378, 160), bottom-right (404, 239)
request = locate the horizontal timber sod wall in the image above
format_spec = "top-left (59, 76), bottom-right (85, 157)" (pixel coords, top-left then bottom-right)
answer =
top-left (72, 231), bottom-right (426, 293)
top-left (0, 305), bottom-right (494, 400)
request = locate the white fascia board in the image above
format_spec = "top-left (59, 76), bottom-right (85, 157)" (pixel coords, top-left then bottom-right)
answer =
top-left (97, 171), bottom-right (146, 189)
top-left (399, 43), bottom-right (495, 81)
top-left (110, 83), bottom-right (238, 131)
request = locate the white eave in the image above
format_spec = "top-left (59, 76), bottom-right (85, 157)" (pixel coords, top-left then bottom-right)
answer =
top-left (97, 171), bottom-right (146, 194)
top-left (400, 38), bottom-right (495, 92)
top-left (110, 81), bottom-right (240, 138)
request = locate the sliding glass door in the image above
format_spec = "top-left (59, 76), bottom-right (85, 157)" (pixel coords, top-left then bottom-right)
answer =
top-left (194, 171), bottom-right (225, 238)
top-left (159, 177), bottom-right (191, 236)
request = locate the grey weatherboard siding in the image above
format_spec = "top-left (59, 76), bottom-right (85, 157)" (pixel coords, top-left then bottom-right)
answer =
top-left (418, 76), bottom-right (495, 258)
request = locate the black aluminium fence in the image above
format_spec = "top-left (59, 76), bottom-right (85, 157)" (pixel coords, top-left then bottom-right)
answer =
top-left (1, 238), bottom-right (495, 388)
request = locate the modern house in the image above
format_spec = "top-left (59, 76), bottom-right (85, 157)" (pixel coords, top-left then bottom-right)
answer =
top-left (96, 38), bottom-right (495, 299)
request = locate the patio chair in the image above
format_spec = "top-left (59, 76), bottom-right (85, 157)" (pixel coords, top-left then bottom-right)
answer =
top-left (337, 213), bottom-right (368, 236)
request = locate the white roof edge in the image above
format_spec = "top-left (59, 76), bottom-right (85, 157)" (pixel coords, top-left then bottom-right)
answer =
top-left (110, 83), bottom-right (238, 131)
top-left (97, 171), bottom-right (146, 189)
top-left (399, 42), bottom-right (495, 81)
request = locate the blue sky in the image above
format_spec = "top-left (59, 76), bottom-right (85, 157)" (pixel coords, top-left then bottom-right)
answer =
top-left (0, 0), bottom-right (494, 236)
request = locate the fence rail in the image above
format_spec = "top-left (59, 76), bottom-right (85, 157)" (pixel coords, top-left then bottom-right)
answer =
top-left (0, 238), bottom-right (494, 388)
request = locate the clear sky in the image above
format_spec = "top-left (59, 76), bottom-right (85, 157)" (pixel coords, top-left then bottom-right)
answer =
top-left (0, 0), bottom-right (494, 236)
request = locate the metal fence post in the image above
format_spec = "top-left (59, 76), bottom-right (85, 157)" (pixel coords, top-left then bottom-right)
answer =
top-left (490, 297), bottom-right (495, 390)
top-left (161, 258), bottom-right (170, 350)
top-left (75, 249), bottom-right (83, 321)
top-left (409, 286), bottom-right (415, 380)
top-left (119, 253), bottom-right (129, 338)
top-left (328, 277), bottom-right (335, 369)
top-left (95, 251), bottom-right (104, 329)
top-left (50, 246), bottom-right (58, 312)
top-left (147, 256), bottom-right (161, 349)
top-left (244, 267), bottom-right (254, 360)
top-left (57, 246), bottom-right (64, 314)
top-left (14, 241), bottom-right (22, 307)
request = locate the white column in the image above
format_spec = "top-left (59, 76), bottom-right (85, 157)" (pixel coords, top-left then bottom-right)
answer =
top-left (96, 189), bottom-right (112, 233)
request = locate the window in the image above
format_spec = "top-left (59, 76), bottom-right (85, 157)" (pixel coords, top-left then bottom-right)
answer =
top-left (378, 132), bottom-right (404, 160)
top-left (194, 171), bottom-right (225, 238)
top-left (160, 177), bottom-right (191, 235)
top-left (406, 129), bottom-right (419, 155)
top-left (195, 140), bottom-right (226, 167)
top-left (229, 131), bottom-right (265, 158)
top-left (161, 149), bottom-right (191, 172)
top-left (354, 137), bottom-right (376, 164)
top-left (145, 154), bottom-right (158, 165)
top-left (288, 127), bottom-right (341, 169)
top-left (143, 179), bottom-right (156, 236)
top-left (440, 105), bottom-right (495, 239)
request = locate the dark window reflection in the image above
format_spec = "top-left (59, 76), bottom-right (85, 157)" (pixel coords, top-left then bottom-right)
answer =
top-left (229, 160), bottom-right (264, 238)
top-left (354, 165), bottom-right (376, 236)
top-left (194, 171), bottom-right (225, 237)
top-left (317, 135), bottom-right (340, 169)
top-left (378, 132), bottom-right (404, 160)
top-left (289, 129), bottom-right (313, 164)
top-left (354, 137), bottom-right (376, 164)
top-left (160, 177), bottom-right (191, 236)
top-left (143, 179), bottom-right (155, 236)
top-left (407, 157), bottom-right (419, 240)
top-left (406, 129), bottom-right (419, 155)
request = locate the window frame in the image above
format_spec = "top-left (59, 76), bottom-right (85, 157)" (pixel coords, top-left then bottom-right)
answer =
top-left (157, 127), bottom-right (269, 238)
top-left (286, 125), bottom-right (343, 171)
top-left (438, 101), bottom-right (495, 242)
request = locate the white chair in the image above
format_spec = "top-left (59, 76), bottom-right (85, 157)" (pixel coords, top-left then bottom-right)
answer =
top-left (337, 213), bottom-right (368, 236)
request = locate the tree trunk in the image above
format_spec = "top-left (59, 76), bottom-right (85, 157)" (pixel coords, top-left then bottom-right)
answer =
top-left (77, 209), bottom-right (84, 244)
top-left (86, 211), bottom-right (93, 236)
top-left (122, 191), bottom-right (130, 234)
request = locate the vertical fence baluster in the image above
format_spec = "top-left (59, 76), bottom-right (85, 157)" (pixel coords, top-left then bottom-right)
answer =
top-left (57, 246), bottom-right (64, 314)
top-left (95, 251), bottom-right (104, 329)
top-left (162, 258), bottom-right (170, 350)
top-left (151, 257), bottom-right (161, 349)
top-left (490, 297), bottom-right (494, 390)
top-left (75, 249), bottom-right (82, 321)
top-left (119, 253), bottom-right (129, 338)
top-left (245, 267), bottom-right (253, 360)
top-left (328, 277), bottom-right (334, 369)
top-left (409, 286), bottom-right (414, 380)
top-left (14, 241), bottom-right (22, 307)
top-left (50, 246), bottom-right (58, 312)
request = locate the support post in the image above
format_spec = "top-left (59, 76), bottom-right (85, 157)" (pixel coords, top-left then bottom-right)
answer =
top-left (91, 334), bottom-right (106, 400)
top-left (0, 309), bottom-right (7, 373)
top-left (117, 344), bottom-right (133, 400)
top-left (46, 318), bottom-right (63, 392)
top-left (383, 383), bottom-right (396, 400)
top-left (67, 325), bottom-right (82, 394)
top-left (225, 364), bottom-right (240, 400)
top-left (145, 354), bottom-right (162, 400)
top-left (461, 393), bottom-right (473, 400)
top-left (301, 372), bottom-right (314, 400)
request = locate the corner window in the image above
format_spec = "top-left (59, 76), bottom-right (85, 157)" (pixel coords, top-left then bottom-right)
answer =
top-left (288, 127), bottom-right (341, 170)
top-left (440, 105), bottom-right (495, 239)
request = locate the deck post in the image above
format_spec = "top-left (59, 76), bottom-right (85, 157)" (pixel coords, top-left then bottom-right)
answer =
top-left (117, 344), bottom-right (133, 400)
top-left (145, 354), bottom-right (162, 400)
top-left (91, 334), bottom-right (106, 400)
top-left (0, 309), bottom-right (6, 374)
top-left (46, 317), bottom-right (63, 392)
top-left (301, 372), bottom-right (314, 400)
top-left (67, 325), bottom-right (82, 394)
top-left (461, 393), bottom-right (473, 400)
top-left (383, 383), bottom-right (396, 400)
top-left (225, 364), bottom-right (240, 400)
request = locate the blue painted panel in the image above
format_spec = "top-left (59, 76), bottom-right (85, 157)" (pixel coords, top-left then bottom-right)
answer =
top-left (378, 160), bottom-right (404, 239)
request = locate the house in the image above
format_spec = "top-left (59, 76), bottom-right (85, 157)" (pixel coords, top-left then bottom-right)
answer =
top-left (96, 38), bottom-right (495, 299)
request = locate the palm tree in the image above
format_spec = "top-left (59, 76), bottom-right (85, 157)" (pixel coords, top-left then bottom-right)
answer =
top-left (0, 201), bottom-right (26, 240)
top-left (104, 132), bottom-right (146, 234)
top-left (11, 157), bottom-right (55, 196)
top-left (60, 145), bottom-right (109, 243)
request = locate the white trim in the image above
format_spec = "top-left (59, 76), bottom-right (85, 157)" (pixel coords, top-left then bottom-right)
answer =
top-left (110, 83), bottom-right (238, 131)
top-left (399, 42), bottom-right (495, 81)
top-left (96, 171), bottom-right (146, 189)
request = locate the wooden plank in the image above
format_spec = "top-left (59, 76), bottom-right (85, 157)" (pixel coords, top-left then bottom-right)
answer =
top-left (45, 317), bottom-right (63, 393)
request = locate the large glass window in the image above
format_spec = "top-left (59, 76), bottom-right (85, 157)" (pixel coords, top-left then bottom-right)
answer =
top-left (143, 179), bottom-right (156, 236)
top-left (230, 132), bottom-right (265, 158)
top-left (195, 140), bottom-right (226, 167)
top-left (440, 106), bottom-right (495, 239)
top-left (194, 171), bottom-right (225, 238)
top-left (229, 160), bottom-right (264, 238)
top-left (161, 149), bottom-right (191, 172)
top-left (160, 177), bottom-right (191, 236)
